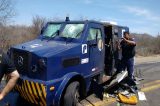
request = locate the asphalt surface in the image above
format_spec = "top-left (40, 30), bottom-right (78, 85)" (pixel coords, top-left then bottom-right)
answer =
top-left (81, 62), bottom-right (160, 106)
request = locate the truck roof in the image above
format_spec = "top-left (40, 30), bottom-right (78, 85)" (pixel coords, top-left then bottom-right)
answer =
top-left (47, 20), bottom-right (128, 29)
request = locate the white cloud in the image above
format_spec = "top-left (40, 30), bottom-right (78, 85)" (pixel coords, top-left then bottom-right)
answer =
top-left (122, 6), bottom-right (160, 22)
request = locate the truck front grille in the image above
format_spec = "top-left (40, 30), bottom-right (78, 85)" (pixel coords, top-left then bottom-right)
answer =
top-left (12, 49), bottom-right (30, 74)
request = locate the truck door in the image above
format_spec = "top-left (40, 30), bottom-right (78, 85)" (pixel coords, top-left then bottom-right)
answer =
top-left (86, 24), bottom-right (105, 74)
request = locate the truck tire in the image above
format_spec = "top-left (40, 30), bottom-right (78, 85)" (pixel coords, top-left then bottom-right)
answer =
top-left (63, 81), bottom-right (80, 106)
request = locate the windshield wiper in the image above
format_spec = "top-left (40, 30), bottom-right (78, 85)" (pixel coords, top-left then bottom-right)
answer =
top-left (47, 30), bottom-right (59, 42)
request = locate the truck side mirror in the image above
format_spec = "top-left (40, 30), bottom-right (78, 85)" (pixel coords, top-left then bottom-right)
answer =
top-left (57, 30), bottom-right (60, 35)
top-left (41, 27), bottom-right (45, 34)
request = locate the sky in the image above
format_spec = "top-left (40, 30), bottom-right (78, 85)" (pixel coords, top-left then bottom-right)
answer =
top-left (12, 0), bottom-right (160, 36)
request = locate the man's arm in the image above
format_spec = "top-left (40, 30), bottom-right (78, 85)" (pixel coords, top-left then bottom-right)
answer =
top-left (0, 52), bottom-right (19, 100)
top-left (122, 37), bottom-right (136, 46)
top-left (0, 70), bottom-right (19, 100)
top-left (116, 40), bottom-right (121, 50)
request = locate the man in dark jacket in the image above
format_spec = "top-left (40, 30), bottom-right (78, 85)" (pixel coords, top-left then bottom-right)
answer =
top-left (0, 49), bottom-right (19, 100)
top-left (120, 31), bottom-right (136, 80)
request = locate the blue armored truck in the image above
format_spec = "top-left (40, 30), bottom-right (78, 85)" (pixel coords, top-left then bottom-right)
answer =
top-left (3, 18), bottom-right (129, 106)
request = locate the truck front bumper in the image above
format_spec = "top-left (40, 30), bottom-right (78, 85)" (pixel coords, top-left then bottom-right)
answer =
top-left (14, 77), bottom-right (47, 106)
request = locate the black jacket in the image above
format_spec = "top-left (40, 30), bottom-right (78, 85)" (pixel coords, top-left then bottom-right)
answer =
top-left (121, 38), bottom-right (136, 59)
top-left (0, 49), bottom-right (16, 79)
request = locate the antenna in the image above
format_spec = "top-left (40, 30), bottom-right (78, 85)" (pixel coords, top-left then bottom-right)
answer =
top-left (65, 14), bottom-right (70, 21)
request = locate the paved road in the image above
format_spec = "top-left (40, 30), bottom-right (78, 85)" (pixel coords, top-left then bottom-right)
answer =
top-left (81, 62), bottom-right (160, 106)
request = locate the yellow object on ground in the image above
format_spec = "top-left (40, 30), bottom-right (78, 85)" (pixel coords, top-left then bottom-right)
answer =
top-left (118, 93), bottom-right (138, 105)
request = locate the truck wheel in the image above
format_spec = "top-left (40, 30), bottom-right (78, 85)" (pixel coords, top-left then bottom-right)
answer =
top-left (63, 81), bottom-right (80, 106)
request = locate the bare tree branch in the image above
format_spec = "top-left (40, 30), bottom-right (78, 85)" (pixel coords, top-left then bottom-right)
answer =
top-left (0, 0), bottom-right (15, 24)
top-left (31, 15), bottom-right (46, 38)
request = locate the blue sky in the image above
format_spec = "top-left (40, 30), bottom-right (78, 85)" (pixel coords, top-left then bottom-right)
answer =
top-left (12, 0), bottom-right (160, 36)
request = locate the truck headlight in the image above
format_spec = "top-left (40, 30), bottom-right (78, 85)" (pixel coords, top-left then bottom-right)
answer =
top-left (38, 58), bottom-right (47, 70)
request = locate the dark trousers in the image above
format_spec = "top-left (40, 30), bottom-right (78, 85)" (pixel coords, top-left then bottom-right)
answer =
top-left (119, 57), bottom-right (135, 80)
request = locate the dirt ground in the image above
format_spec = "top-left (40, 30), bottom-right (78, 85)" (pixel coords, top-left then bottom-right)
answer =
top-left (135, 55), bottom-right (160, 64)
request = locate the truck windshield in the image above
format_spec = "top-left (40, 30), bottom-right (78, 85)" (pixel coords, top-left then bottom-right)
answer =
top-left (43, 23), bottom-right (61, 37)
top-left (61, 24), bottom-right (84, 39)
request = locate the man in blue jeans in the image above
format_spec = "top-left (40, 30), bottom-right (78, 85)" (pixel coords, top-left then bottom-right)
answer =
top-left (119, 31), bottom-right (136, 82)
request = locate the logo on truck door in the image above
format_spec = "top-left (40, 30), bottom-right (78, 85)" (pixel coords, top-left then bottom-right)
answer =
top-left (82, 44), bottom-right (87, 54)
top-left (98, 39), bottom-right (104, 51)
